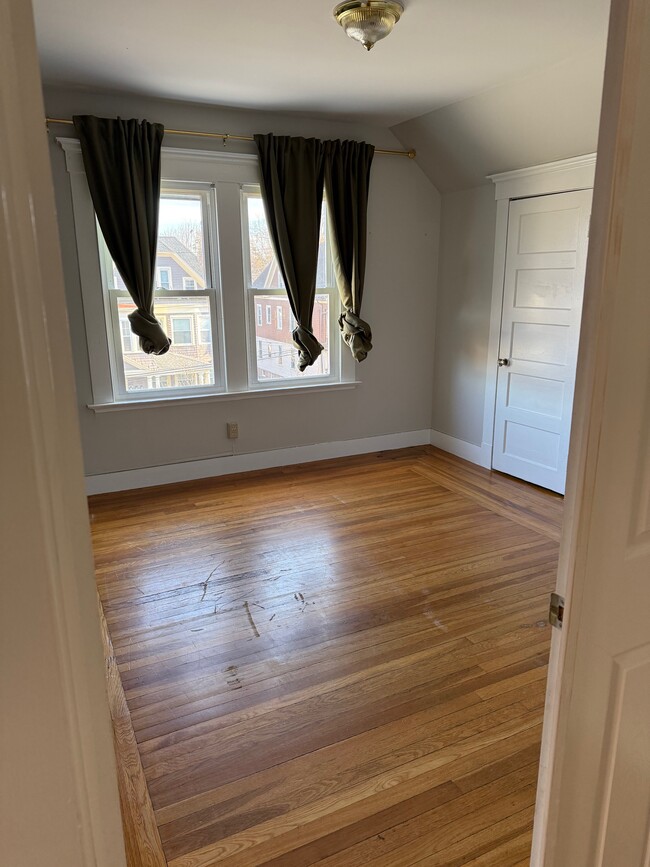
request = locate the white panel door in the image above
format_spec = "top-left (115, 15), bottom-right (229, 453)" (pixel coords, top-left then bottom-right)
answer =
top-left (532, 0), bottom-right (650, 861)
top-left (492, 190), bottom-right (592, 493)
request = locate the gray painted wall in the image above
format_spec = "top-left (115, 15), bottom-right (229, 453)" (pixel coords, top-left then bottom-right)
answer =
top-left (44, 86), bottom-right (440, 477)
top-left (432, 185), bottom-right (497, 445)
top-left (397, 46), bottom-right (606, 450)
top-left (392, 47), bottom-right (605, 193)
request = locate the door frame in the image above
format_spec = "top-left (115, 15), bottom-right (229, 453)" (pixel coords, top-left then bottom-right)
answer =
top-left (0, 0), bottom-right (126, 863)
top-left (531, 0), bottom-right (648, 862)
top-left (480, 155), bottom-right (597, 470)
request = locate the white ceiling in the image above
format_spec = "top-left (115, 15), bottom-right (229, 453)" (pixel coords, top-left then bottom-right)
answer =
top-left (33, 0), bottom-right (611, 125)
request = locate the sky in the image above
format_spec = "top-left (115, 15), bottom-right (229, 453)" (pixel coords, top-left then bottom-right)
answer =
top-left (158, 196), bottom-right (203, 233)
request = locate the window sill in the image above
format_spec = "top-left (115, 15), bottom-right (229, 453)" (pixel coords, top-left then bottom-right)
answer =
top-left (87, 380), bottom-right (361, 413)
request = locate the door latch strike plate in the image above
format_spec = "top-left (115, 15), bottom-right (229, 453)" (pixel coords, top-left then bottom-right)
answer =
top-left (549, 592), bottom-right (565, 629)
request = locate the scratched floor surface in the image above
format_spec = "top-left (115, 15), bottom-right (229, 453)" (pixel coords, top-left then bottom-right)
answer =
top-left (91, 446), bottom-right (563, 866)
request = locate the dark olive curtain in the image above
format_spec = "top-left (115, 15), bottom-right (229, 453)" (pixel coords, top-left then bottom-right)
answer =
top-left (324, 139), bottom-right (375, 362)
top-left (73, 115), bottom-right (171, 355)
top-left (254, 134), bottom-right (326, 370)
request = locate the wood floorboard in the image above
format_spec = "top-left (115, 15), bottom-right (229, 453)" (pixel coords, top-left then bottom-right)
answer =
top-left (90, 446), bottom-right (562, 865)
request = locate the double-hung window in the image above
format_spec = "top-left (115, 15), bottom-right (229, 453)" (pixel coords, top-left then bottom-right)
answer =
top-left (62, 141), bottom-right (347, 408)
top-left (241, 187), bottom-right (339, 385)
top-left (96, 182), bottom-right (221, 398)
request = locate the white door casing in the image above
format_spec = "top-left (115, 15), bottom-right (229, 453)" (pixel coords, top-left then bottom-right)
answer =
top-left (533, 0), bottom-right (650, 863)
top-left (492, 190), bottom-right (592, 493)
top-left (0, 0), bottom-right (126, 863)
top-left (483, 157), bottom-right (596, 473)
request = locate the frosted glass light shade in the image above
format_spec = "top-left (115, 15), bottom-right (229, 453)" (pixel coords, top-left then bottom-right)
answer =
top-left (334, 1), bottom-right (404, 51)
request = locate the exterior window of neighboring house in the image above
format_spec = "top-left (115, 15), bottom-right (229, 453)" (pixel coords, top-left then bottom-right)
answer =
top-left (65, 143), bottom-right (341, 406)
top-left (198, 314), bottom-right (211, 344)
top-left (171, 317), bottom-right (192, 345)
top-left (157, 267), bottom-right (172, 290)
top-left (120, 318), bottom-right (135, 353)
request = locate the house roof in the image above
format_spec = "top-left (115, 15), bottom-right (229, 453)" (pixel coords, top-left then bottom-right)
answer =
top-left (252, 255), bottom-right (326, 290)
top-left (158, 236), bottom-right (203, 276)
top-left (124, 350), bottom-right (212, 374)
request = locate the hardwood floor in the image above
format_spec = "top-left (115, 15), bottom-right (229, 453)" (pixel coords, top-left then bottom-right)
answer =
top-left (90, 446), bottom-right (563, 866)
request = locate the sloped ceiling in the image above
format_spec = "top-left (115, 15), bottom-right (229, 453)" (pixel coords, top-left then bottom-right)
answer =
top-left (391, 47), bottom-right (606, 192)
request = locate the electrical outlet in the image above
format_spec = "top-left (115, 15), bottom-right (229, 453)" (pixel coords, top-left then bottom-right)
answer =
top-left (227, 422), bottom-right (239, 439)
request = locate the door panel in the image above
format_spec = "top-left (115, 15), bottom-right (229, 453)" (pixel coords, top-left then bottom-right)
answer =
top-left (533, 1), bottom-right (650, 861)
top-left (492, 190), bottom-right (592, 493)
top-left (518, 207), bottom-right (580, 253)
top-left (514, 268), bottom-right (575, 309)
top-left (508, 373), bottom-right (564, 417)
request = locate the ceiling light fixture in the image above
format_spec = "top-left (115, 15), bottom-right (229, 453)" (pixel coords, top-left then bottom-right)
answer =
top-left (333, 1), bottom-right (404, 52)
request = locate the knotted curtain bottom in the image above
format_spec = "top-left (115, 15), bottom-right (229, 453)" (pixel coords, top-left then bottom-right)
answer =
top-left (292, 324), bottom-right (324, 372)
top-left (128, 308), bottom-right (172, 355)
top-left (339, 310), bottom-right (372, 362)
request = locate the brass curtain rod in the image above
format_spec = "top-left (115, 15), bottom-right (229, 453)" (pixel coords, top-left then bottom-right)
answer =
top-left (46, 117), bottom-right (416, 158)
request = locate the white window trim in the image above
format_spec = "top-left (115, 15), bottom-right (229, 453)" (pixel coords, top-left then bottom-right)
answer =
top-left (88, 380), bottom-right (361, 412)
top-left (59, 139), bottom-right (355, 407)
top-left (265, 304), bottom-right (272, 325)
top-left (276, 306), bottom-right (283, 330)
top-left (183, 276), bottom-right (197, 290)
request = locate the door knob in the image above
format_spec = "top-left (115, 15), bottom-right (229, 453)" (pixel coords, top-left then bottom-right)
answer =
top-left (498, 358), bottom-right (510, 367)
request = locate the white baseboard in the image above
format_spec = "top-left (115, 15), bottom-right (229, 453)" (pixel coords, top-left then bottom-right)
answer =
top-left (429, 429), bottom-right (492, 469)
top-left (85, 429), bottom-right (432, 494)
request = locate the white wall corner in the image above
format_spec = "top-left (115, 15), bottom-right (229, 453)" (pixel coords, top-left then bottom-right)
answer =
top-left (429, 429), bottom-right (492, 469)
top-left (85, 429), bottom-right (432, 494)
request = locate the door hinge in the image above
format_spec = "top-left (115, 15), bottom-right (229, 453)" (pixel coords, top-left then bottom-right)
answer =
top-left (549, 592), bottom-right (565, 629)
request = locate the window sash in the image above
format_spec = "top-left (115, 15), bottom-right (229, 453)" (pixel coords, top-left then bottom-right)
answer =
top-left (240, 187), bottom-right (340, 389)
top-left (62, 142), bottom-right (350, 406)
top-left (106, 288), bottom-right (223, 400)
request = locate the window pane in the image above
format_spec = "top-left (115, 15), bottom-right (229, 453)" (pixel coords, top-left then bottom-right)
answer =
top-left (116, 296), bottom-right (215, 393)
top-left (252, 293), bottom-right (330, 381)
top-left (246, 194), bottom-right (328, 289)
top-left (105, 192), bottom-right (207, 292)
top-left (157, 194), bottom-right (206, 286)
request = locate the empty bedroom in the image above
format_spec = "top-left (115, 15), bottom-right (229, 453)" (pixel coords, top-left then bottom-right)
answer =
top-left (8, 0), bottom-right (650, 865)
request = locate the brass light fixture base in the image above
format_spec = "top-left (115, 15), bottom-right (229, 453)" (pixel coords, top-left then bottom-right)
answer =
top-left (334, 1), bottom-right (404, 51)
